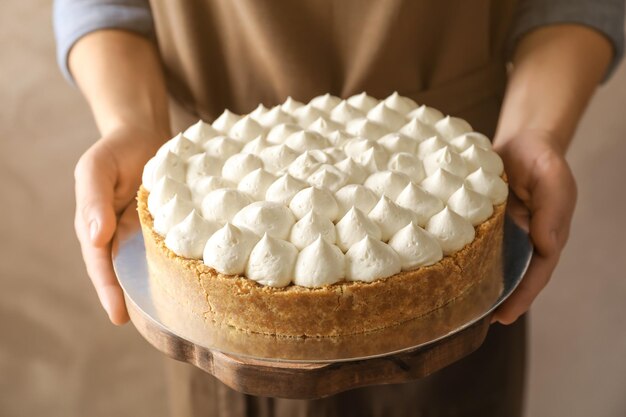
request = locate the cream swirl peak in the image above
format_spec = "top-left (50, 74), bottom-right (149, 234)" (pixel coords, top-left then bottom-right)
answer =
top-left (143, 92), bottom-right (507, 287)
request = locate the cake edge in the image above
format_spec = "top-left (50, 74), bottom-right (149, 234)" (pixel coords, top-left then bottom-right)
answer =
top-left (137, 186), bottom-right (505, 337)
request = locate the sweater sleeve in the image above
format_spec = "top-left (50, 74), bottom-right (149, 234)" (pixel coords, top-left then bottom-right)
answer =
top-left (53, 0), bottom-right (154, 83)
top-left (509, 0), bottom-right (625, 81)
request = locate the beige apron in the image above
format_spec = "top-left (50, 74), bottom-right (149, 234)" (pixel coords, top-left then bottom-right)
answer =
top-left (149, 1), bottom-right (525, 415)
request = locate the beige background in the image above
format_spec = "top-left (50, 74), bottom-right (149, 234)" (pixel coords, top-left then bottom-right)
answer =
top-left (1, 1), bottom-right (625, 416)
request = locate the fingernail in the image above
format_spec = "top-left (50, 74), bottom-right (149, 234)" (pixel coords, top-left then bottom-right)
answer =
top-left (89, 220), bottom-right (99, 242)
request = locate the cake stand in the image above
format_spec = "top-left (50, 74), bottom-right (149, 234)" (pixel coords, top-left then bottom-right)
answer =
top-left (112, 204), bottom-right (531, 399)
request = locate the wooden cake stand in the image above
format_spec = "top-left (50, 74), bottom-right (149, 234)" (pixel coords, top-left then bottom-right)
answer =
top-left (112, 205), bottom-right (531, 399)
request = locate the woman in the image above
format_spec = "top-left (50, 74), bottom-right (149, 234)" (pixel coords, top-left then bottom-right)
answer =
top-left (54, 0), bottom-right (624, 415)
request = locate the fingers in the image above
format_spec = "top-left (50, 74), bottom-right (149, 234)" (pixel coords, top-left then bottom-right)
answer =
top-left (528, 151), bottom-right (577, 257)
top-left (492, 250), bottom-right (559, 324)
top-left (494, 151), bottom-right (576, 325)
top-left (506, 192), bottom-right (531, 233)
top-left (74, 149), bottom-right (129, 324)
top-left (77, 239), bottom-right (130, 325)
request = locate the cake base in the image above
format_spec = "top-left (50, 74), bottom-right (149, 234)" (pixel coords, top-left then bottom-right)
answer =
top-left (138, 187), bottom-right (505, 337)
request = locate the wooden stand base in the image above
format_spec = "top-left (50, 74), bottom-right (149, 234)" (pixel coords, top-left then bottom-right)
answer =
top-left (127, 298), bottom-right (490, 399)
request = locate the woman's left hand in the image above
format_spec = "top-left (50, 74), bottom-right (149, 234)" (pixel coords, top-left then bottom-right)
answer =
top-left (492, 129), bottom-right (577, 324)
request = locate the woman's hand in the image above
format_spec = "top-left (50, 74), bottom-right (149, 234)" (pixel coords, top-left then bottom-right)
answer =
top-left (490, 24), bottom-right (612, 324)
top-left (74, 126), bottom-right (167, 324)
top-left (492, 130), bottom-right (577, 324)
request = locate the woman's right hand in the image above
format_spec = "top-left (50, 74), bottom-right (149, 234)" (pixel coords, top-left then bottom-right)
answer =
top-left (74, 126), bottom-right (168, 324)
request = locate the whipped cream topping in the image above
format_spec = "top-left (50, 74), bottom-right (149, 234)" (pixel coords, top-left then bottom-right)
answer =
top-left (435, 116), bottom-right (473, 140)
top-left (335, 207), bottom-right (382, 252)
top-left (293, 104), bottom-right (326, 126)
top-left (308, 164), bottom-right (349, 192)
top-left (203, 223), bottom-right (259, 275)
top-left (281, 96), bottom-right (305, 114)
top-left (447, 185), bottom-right (494, 225)
top-left (310, 93), bottom-right (342, 112)
top-left (345, 118), bottom-right (389, 140)
top-left (285, 130), bottom-right (330, 153)
top-left (327, 130), bottom-right (353, 147)
top-left (344, 139), bottom-right (389, 169)
top-left (387, 152), bottom-right (425, 182)
top-left (184, 120), bottom-right (220, 144)
top-left (363, 170), bottom-right (411, 199)
top-left (422, 146), bottom-right (469, 178)
top-left (221, 153), bottom-right (264, 183)
top-left (388, 222), bottom-right (443, 270)
top-left (190, 176), bottom-right (235, 206)
top-left (289, 210), bottom-right (337, 250)
top-left (416, 136), bottom-right (448, 159)
top-left (212, 109), bottom-right (242, 132)
top-left (285, 151), bottom-right (320, 180)
top-left (322, 147), bottom-right (347, 163)
top-left (145, 92), bottom-right (506, 287)
top-left (237, 168), bottom-right (276, 200)
top-left (449, 132), bottom-right (492, 152)
top-left (148, 176), bottom-right (191, 213)
top-left (377, 133), bottom-right (417, 154)
top-left (265, 173), bottom-right (307, 206)
top-left (330, 101), bottom-right (365, 124)
top-left (165, 210), bottom-right (219, 259)
top-left (408, 105), bottom-right (444, 125)
top-left (357, 147), bottom-right (389, 173)
top-left (395, 182), bottom-right (444, 226)
top-left (399, 118), bottom-right (438, 142)
top-left (461, 145), bottom-right (504, 175)
top-left (259, 144), bottom-right (299, 174)
top-left (384, 92), bottom-right (418, 115)
top-left (202, 136), bottom-right (242, 159)
top-left (420, 168), bottom-right (463, 201)
top-left (345, 236), bottom-right (401, 282)
top-left (241, 135), bottom-right (272, 155)
top-left (307, 149), bottom-right (332, 164)
top-left (289, 186), bottom-right (339, 221)
top-left (231, 201), bottom-right (295, 239)
top-left (153, 194), bottom-right (194, 236)
top-left (157, 133), bottom-right (201, 161)
top-left (266, 123), bottom-right (302, 144)
top-left (186, 153), bottom-right (223, 185)
top-left (293, 236), bottom-right (346, 287)
top-left (367, 102), bottom-right (406, 131)
top-left (308, 117), bottom-right (343, 136)
top-left (368, 195), bottom-right (417, 241)
top-left (246, 234), bottom-right (298, 287)
top-left (426, 207), bottom-right (475, 255)
top-left (256, 106), bottom-right (294, 127)
top-left (344, 138), bottom-right (383, 159)
top-left (250, 103), bottom-right (269, 119)
top-left (201, 188), bottom-right (252, 224)
top-left (142, 151), bottom-right (186, 192)
top-left (465, 168), bottom-right (508, 204)
top-left (334, 184), bottom-right (379, 217)
top-left (229, 116), bottom-right (266, 143)
top-left (347, 92), bottom-right (378, 112)
top-left (334, 157), bottom-right (368, 184)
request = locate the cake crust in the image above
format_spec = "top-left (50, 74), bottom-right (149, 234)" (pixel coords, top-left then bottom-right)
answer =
top-left (138, 187), bottom-right (505, 337)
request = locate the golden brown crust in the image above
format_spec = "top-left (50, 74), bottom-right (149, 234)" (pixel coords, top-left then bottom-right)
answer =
top-left (138, 187), bottom-right (505, 337)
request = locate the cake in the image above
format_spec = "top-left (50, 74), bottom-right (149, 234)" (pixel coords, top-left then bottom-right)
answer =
top-left (138, 92), bottom-right (508, 337)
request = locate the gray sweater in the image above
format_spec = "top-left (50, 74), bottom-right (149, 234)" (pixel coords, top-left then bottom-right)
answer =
top-left (53, 0), bottom-right (625, 83)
